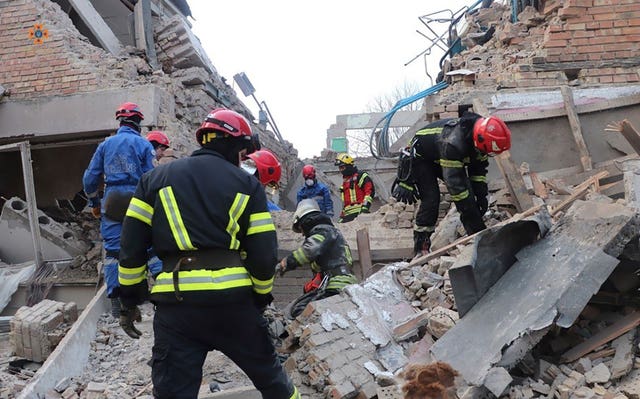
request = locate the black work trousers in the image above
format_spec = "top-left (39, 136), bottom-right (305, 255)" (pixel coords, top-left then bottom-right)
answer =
top-left (151, 302), bottom-right (296, 399)
top-left (414, 160), bottom-right (442, 231)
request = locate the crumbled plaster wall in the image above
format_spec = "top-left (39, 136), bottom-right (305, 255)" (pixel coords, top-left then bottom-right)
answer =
top-left (0, 0), bottom-right (300, 200)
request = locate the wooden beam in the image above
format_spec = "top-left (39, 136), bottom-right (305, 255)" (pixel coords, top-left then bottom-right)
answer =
top-left (134, 0), bottom-right (158, 69)
top-left (67, 0), bottom-right (122, 55)
top-left (356, 228), bottom-right (372, 281)
top-left (561, 86), bottom-right (592, 171)
top-left (494, 150), bottom-right (535, 212)
top-left (605, 120), bottom-right (640, 156)
top-left (561, 311), bottom-right (640, 363)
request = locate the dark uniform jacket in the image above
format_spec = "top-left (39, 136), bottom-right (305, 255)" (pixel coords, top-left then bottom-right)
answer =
top-left (284, 223), bottom-right (357, 291)
top-left (410, 114), bottom-right (489, 234)
top-left (118, 148), bottom-right (277, 307)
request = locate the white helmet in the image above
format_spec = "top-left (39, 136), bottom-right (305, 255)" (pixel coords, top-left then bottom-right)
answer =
top-left (292, 199), bottom-right (320, 233)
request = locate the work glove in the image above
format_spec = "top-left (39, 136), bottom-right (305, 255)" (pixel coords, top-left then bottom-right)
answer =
top-left (88, 196), bottom-right (101, 219)
top-left (360, 201), bottom-right (371, 213)
top-left (392, 179), bottom-right (419, 205)
top-left (119, 304), bottom-right (143, 339)
top-left (253, 292), bottom-right (274, 313)
top-left (476, 195), bottom-right (489, 216)
top-left (91, 206), bottom-right (101, 219)
top-left (275, 259), bottom-right (286, 276)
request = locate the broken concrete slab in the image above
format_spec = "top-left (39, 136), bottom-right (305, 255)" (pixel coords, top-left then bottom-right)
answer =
top-left (430, 199), bottom-right (639, 389)
top-left (0, 86), bottom-right (164, 140)
top-left (0, 198), bottom-right (89, 264)
top-left (449, 210), bottom-right (552, 317)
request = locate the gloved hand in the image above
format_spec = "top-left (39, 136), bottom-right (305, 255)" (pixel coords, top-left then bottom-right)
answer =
top-left (392, 179), bottom-right (419, 205)
top-left (91, 206), bottom-right (101, 219)
top-left (253, 292), bottom-right (274, 313)
top-left (360, 201), bottom-right (371, 213)
top-left (476, 195), bottom-right (489, 215)
top-left (119, 304), bottom-right (142, 339)
top-left (275, 258), bottom-right (287, 276)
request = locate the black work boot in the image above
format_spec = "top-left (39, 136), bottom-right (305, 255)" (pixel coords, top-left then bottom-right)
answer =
top-left (413, 231), bottom-right (431, 258)
top-left (110, 298), bottom-right (121, 318)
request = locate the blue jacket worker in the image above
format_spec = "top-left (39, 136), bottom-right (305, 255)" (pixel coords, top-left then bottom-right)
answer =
top-left (296, 164), bottom-right (334, 216)
top-left (82, 102), bottom-right (156, 315)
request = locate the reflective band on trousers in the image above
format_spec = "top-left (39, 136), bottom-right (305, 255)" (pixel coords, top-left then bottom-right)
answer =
top-left (327, 274), bottom-right (357, 290)
top-left (159, 186), bottom-right (196, 250)
top-left (151, 267), bottom-right (253, 294)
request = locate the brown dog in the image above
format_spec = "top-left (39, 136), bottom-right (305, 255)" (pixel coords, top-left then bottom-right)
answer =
top-left (402, 362), bottom-right (459, 399)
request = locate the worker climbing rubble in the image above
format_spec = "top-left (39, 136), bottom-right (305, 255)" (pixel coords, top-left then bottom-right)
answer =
top-left (392, 112), bottom-right (511, 257)
top-left (117, 108), bottom-right (299, 399)
top-left (276, 199), bottom-right (358, 319)
top-left (82, 102), bottom-right (156, 317)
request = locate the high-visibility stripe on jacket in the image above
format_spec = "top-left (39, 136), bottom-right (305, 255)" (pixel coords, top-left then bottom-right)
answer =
top-left (118, 148), bottom-right (277, 307)
top-left (338, 168), bottom-right (374, 217)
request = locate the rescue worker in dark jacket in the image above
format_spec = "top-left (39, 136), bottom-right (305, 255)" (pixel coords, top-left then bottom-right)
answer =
top-left (117, 109), bottom-right (299, 399)
top-left (276, 199), bottom-right (358, 318)
top-left (392, 113), bottom-right (511, 257)
top-left (334, 153), bottom-right (375, 223)
top-left (83, 102), bottom-right (155, 314)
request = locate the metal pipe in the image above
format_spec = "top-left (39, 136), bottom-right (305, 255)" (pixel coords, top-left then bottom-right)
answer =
top-left (18, 141), bottom-right (44, 270)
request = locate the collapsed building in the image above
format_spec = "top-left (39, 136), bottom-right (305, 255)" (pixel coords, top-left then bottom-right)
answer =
top-left (2, 0), bottom-right (640, 398)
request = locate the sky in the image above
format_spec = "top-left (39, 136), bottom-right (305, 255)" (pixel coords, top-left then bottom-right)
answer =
top-left (189, 0), bottom-right (472, 159)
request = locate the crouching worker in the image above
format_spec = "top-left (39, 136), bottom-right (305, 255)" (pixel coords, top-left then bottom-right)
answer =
top-left (277, 199), bottom-right (358, 319)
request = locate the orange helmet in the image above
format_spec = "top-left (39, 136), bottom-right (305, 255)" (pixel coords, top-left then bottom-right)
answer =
top-left (247, 149), bottom-right (281, 186)
top-left (302, 164), bottom-right (316, 179)
top-left (146, 131), bottom-right (169, 148)
top-left (473, 116), bottom-right (511, 156)
top-left (195, 109), bottom-right (252, 145)
top-left (115, 102), bottom-right (144, 120)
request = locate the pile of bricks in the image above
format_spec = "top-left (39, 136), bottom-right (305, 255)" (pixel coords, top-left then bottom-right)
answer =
top-left (10, 299), bottom-right (78, 362)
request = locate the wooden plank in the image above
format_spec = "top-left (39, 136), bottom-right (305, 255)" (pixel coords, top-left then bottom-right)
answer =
top-left (67, 0), bottom-right (122, 55)
top-left (605, 120), bottom-right (640, 156)
top-left (561, 312), bottom-right (640, 363)
top-left (356, 228), bottom-right (372, 280)
top-left (561, 86), bottom-right (592, 171)
top-left (530, 172), bottom-right (548, 199)
top-left (494, 150), bottom-right (535, 212)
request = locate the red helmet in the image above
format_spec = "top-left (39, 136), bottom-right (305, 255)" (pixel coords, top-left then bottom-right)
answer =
top-left (115, 102), bottom-right (144, 120)
top-left (146, 131), bottom-right (169, 147)
top-left (302, 164), bottom-right (316, 179)
top-left (473, 116), bottom-right (511, 156)
top-left (247, 150), bottom-right (281, 186)
top-left (195, 109), bottom-right (252, 145)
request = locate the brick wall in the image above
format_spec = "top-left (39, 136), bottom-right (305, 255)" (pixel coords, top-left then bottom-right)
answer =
top-left (541, 0), bottom-right (640, 84)
top-left (0, 0), bottom-right (109, 99)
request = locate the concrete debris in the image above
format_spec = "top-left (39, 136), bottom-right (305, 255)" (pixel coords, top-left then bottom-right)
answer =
top-left (10, 299), bottom-right (78, 362)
